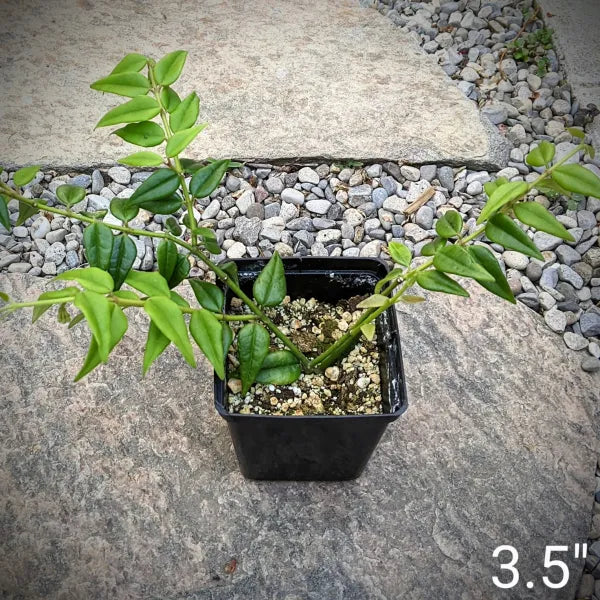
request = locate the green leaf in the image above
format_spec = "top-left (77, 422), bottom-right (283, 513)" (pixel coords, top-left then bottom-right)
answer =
top-left (125, 270), bottom-right (170, 298)
top-left (567, 127), bottom-right (585, 140)
top-left (157, 239), bottom-right (179, 282)
top-left (32, 287), bottom-right (79, 323)
top-left (13, 166), bottom-right (40, 187)
top-left (111, 290), bottom-right (139, 302)
top-left (485, 214), bottom-right (544, 260)
top-left (388, 241), bottom-right (411, 267)
top-left (16, 201), bottom-right (37, 226)
top-left (255, 350), bottom-right (301, 385)
top-left (68, 312), bottom-right (85, 329)
top-left (435, 210), bottom-right (463, 239)
top-left (222, 322), bottom-right (233, 358)
top-left (356, 294), bottom-right (388, 308)
top-left (433, 245), bottom-right (494, 282)
top-left (160, 87), bottom-right (181, 113)
top-left (552, 164), bottom-right (600, 199)
top-left (56, 184), bottom-right (86, 208)
top-left (74, 304), bottom-right (128, 381)
top-left (128, 168), bottom-right (180, 206)
top-left (170, 92), bottom-right (200, 132)
top-left (165, 125), bottom-right (206, 158)
top-left (361, 322), bottom-right (376, 341)
top-left (374, 268), bottom-right (404, 294)
top-left (144, 296), bottom-right (196, 367)
top-left (196, 227), bottom-right (221, 254)
top-left (189, 309), bottom-right (227, 379)
top-left (169, 254), bottom-right (190, 288)
top-left (154, 50), bottom-right (188, 86)
top-left (0, 196), bottom-right (10, 230)
top-left (179, 158), bottom-right (206, 174)
top-left (110, 197), bottom-right (139, 223)
top-left (169, 290), bottom-right (189, 308)
top-left (253, 252), bottom-right (286, 306)
top-left (399, 295), bottom-right (425, 303)
top-left (56, 267), bottom-right (114, 294)
top-left (118, 151), bottom-right (163, 167)
top-left (477, 181), bottom-right (529, 225)
top-left (142, 321), bottom-right (170, 375)
top-left (483, 177), bottom-right (508, 198)
top-left (137, 193), bottom-right (182, 215)
top-left (95, 96), bottom-right (160, 128)
top-left (113, 121), bottom-right (165, 147)
top-left (107, 234), bottom-right (137, 290)
top-left (421, 237), bottom-right (446, 257)
top-left (525, 140), bottom-right (555, 167)
top-left (110, 52), bottom-right (147, 75)
top-left (238, 323), bottom-right (270, 394)
top-left (416, 270), bottom-right (469, 297)
top-left (90, 72), bottom-right (151, 97)
top-left (0, 291), bottom-right (8, 303)
top-left (585, 144), bottom-right (596, 160)
top-left (513, 201), bottom-right (575, 241)
top-left (190, 280), bottom-right (224, 312)
top-left (189, 159), bottom-right (230, 198)
top-left (221, 261), bottom-right (239, 285)
top-left (74, 290), bottom-right (112, 362)
top-left (165, 216), bottom-right (182, 236)
top-left (469, 246), bottom-right (515, 304)
top-left (83, 222), bottom-right (114, 270)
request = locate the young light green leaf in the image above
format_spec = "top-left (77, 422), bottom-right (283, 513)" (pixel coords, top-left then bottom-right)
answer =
top-left (90, 72), bottom-right (151, 97)
top-left (110, 197), bottom-right (139, 223)
top-left (142, 321), bottom-right (170, 375)
top-left (16, 201), bottom-right (37, 226)
top-left (399, 295), bottom-right (426, 303)
top-left (113, 121), bottom-right (165, 147)
top-left (567, 127), bottom-right (585, 140)
top-left (83, 222), bottom-right (114, 270)
top-left (137, 193), bottom-right (182, 215)
top-left (374, 268), bottom-right (404, 294)
top-left (56, 267), bottom-right (114, 294)
top-left (485, 214), bottom-right (544, 260)
top-left (416, 270), bottom-right (469, 297)
top-left (56, 184), bottom-right (86, 208)
top-left (253, 252), bottom-right (286, 306)
top-left (189, 309), bottom-right (226, 379)
top-left (118, 151), bottom-right (164, 167)
top-left (477, 181), bottom-right (529, 224)
top-left (107, 234), bottom-right (137, 290)
top-left (552, 164), bottom-right (600, 199)
top-left (190, 280), bottom-right (224, 312)
top-left (238, 323), bottom-right (270, 394)
top-left (110, 52), bottom-right (147, 75)
top-left (32, 287), bottom-right (79, 323)
top-left (356, 294), bottom-right (388, 309)
top-left (74, 290), bottom-right (112, 362)
top-left (433, 245), bottom-right (494, 282)
top-left (525, 140), bottom-right (555, 167)
top-left (469, 245), bottom-right (515, 304)
top-left (160, 87), bottom-right (181, 113)
top-left (13, 166), bottom-right (40, 187)
top-left (154, 50), bottom-right (188, 86)
top-left (388, 241), bottom-right (411, 267)
top-left (95, 96), bottom-right (160, 128)
top-left (128, 168), bottom-right (180, 206)
top-left (513, 201), bottom-right (575, 241)
top-left (165, 125), bottom-right (206, 158)
top-left (585, 144), bottom-right (596, 160)
top-left (189, 159), bottom-right (230, 198)
top-left (196, 227), bottom-right (221, 254)
top-left (361, 322), bottom-right (376, 341)
top-left (125, 270), bottom-right (170, 297)
top-left (421, 237), bottom-right (446, 257)
top-left (144, 296), bottom-right (196, 367)
top-left (0, 196), bottom-right (10, 230)
top-left (255, 350), bottom-right (301, 385)
top-left (483, 177), bottom-right (508, 198)
top-left (170, 92), bottom-right (200, 132)
top-left (435, 210), bottom-right (463, 239)
top-left (111, 290), bottom-right (139, 302)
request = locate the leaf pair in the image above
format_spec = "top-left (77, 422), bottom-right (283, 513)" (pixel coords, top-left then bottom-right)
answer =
top-left (157, 239), bottom-right (190, 289)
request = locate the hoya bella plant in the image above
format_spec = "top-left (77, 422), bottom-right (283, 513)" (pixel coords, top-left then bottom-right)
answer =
top-left (1, 51), bottom-right (600, 394)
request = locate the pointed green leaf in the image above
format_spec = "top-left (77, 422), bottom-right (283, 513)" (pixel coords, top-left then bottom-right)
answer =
top-left (90, 72), bottom-right (151, 97)
top-left (125, 270), bottom-right (170, 298)
top-left (110, 52), bottom-right (147, 75)
top-left (143, 321), bottom-right (170, 375)
top-left (118, 151), bottom-right (163, 167)
top-left (113, 121), bottom-right (165, 147)
top-left (179, 158), bottom-right (206, 174)
top-left (238, 323), bottom-right (270, 394)
top-left (361, 322), bottom-right (376, 341)
top-left (253, 252), bottom-right (286, 306)
top-left (0, 196), bottom-right (10, 230)
top-left (435, 210), bottom-right (463, 238)
top-left (255, 350), bottom-right (301, 385)
top-left (525, 141), bottom-right (555, 167)
top-left (13, 166), bottom-right (40, 187)
top-left (221, 261), bottom-right (239, 285)
top-left (170, 92), bottom-right (200, 132)
top-left (128, 168), bottom-right (179, 207)
top-left (32, 287), bottom-right (79, 323)
top-left (95, 96), bottom-right (160, 128)
top-left (189, 159), bottom-right (230, 198)
top-left (513, 202), bottom-right (575, 241)
top-left (83, 222), bottom-right (114, 270)
top-left (110, 197), bottom-right (139, 223)
top-left (190, 280), bottom-right (224, 312)
top-left (68, 312), bottom-right (85, 329)
top-left (16, 201), bottom-right (37, 226)
top-left (222, 322), bottom-right (233, 358)
top-left (160, 87), bottom-right (181, 113)
top-left (107, 234), bottom-right (137, 290)
top-left (56, 267), bottom-right (114, 294)
top-left (157, 239), bottom-right (179, 282)
top-left (485, 214), bottom-right (544, 260)
top-left (477, 181), bottom-right (529, 224)
top-left (168, 254), bottom-right (190, 289)
top-left (483, 177), bottom-right (508, 198)
top-left (144, 296), bottom-right (196, 367)
top-left (552, 164), bottom-right (600, 199)
top-left (469, 245), bottom-right (515, 304)
top-left (190, 309), bottom-right (226, 379)
top-left (433, 245), bottom-right (494, 282)
top-left (165, 125), bottom-right (206, 158)
top-left (196, 227), bottom-right (221, 254)
top-left (137, 193), bottom-right (182, 215)
top-left (356, 294), bottom-right (388, 309)
top-left (388, 241), bottom-right (411, 266)
top-left (155, 50), bottom-right (188, 86)
top-left (416, 270), bottom-right (469, 297)
top-left (74, 290), bottom-right (112, 362)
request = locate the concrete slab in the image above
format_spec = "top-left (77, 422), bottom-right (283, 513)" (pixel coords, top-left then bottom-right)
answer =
top-left (0, 0), bottom-right (507, 170)
top-left (0, 273), bottom-right (597, 599)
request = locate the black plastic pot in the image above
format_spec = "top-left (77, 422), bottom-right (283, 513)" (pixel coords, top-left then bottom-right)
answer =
top-left (214, 257), bottom-right (408, 480)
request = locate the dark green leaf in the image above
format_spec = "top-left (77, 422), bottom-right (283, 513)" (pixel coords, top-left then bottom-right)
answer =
top-left (435, 210), bottom-right (463, 238)
top-left (32, 287), bottom-right (79, 323)
top-left (469, 245), bottom-right (515, 304)
top-left (485, 214), bottom-right (544, 260)
top-left (154, 50), bottom-right (188, 86)
top-left (513, 201), bottom-right (575, 241)
top-left (128, 168), bottom-right (180, 206)
top-left (110, 52), bottom-right (147, 75)
top-left (170, 92), bottom-right (200, 132)
top-left (160, 87), bottom-right (181, 113)
top-left (165, 125), bottom-right (206, 158)
top-left (13, 166), bottom-right (40, 187)
top-left (388, 241), bottom-right (411, 267)
top-left (16, 201), bottom-right (37, 226)
top-left (253, 252), bottom-right (286, 306)
top-left (125, 270), bottom-right (170, 297)
top-left (113, 121), bottom-right (165, 147)
top-left (83, 222), bottom-right (114, 270)
top-left (137, 193), bottom-right (182, 215)
top-left (238, 323), bottom-right (270, 394)
top-left (222, 322), bottom-right (233, 358)
top-left (552, 164), bottom-right (600, 199)
top-left (68, 312), bottom-right (85, 329)
top-left (110, 197), bottom-right (139, 223)
top-left (433, 245), bottom-right (494, 282)
top-left (90, 72), bottom-right (151, 97)
top-left (416, 270), bottom-right (469, 297)
top-left (196, 227), bottom-right (220, 254)
top-left (189, 309), bottom-right (226, 379)
top-left (157, 239), bottom-right (179, 282)
top-left (56, 184), bottom-right (86, 208)
top-left (168, 254), bottom-right (190, 288)
top-left (56, 267), bottom-right (114, 293)
top-left (190, 159), bottom-right (230, 198)
top-left (95, 96), bottom-right (160, 128)
top-left (107, 234), bottom-right (137, 290)
top-left (0, 196), bottom-right (10, 230)
top-left (165, 216), bottom-right (182, 236)
top-left (169, 290), bottom-right (189, 308)
top-left (190, 280), bottom-right (224, 312)
top-left (179, 158), bottom-right (205, 174)
top-left (118, 151), bottom-right (163, 167)
top-left (143, 321), bottom-right (170, 375)
top-left (74, 290), bottom-right (113, 362)
top-left (255, 350), bottom-right (301, 385)
top-left (221, 261), bottom-right (239, 285)
top-left (525, 140), bottom-right (555, 167)
top-left (477, 181), bottom-right (529, 224)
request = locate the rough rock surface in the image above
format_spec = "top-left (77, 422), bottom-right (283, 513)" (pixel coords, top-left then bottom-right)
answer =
top-left (0, 0), bottom-right (506, 169)
top-left (0, 274), bottom-right (597, 599)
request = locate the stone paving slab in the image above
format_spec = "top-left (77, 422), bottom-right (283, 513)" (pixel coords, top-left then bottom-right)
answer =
top-left (0, 273), bottom-right (597, 599)
top-left (0, 0), bottom-right (508, 171)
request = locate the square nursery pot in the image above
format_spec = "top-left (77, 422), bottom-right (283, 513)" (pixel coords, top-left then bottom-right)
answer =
top-left (214, 257), bottom-right (408, 480)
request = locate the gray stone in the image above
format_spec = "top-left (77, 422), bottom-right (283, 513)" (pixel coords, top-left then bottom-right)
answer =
top-left (44, 242), bottom-right (66, 265)
top-left (297, 167), bottom-right (319, 185)
top-left (233, 217), bottom-right (261, 246)
top-left (400, 166), bottom-right (420, 181)
top-left (87, 194), bottom-right (110, 212)
top-left (581, 357), bottom-right (600, 373)
top-left (65, 250), bottom-right (80, 269)
top-left (226, 242), bottom-right (246, 259)
top-left (225, 175), bottom-right (240, 192)
top-left (235, 190), bottom-right (254, 215)
top-left (264, 177), bottom-right (284, 195)
top-left (348, 184), bottom-right (372, 205)
top-left (91, 169), bottom-right (104, 194)
top-left (281, 188), bottom-right (304, 206)
top-left (359, 240), bottom-right (382, 257)
top-left (578, 210), bottom-right (597, 230)
top-left (437, 166), bottom-right (454, 191)
top-left (315, 229), bottom-right (342, 245)
top-left (544, 307), bottom-right (567, 333)
top-left (30, 216), bottom-right (51, 240)
top-left (305, 200), bottom-right (331, 215)
top-left (46, 229), bottom-right (67, 245)
top-left (555, 244), bottom-right (581, 266)
top-left (371, 187), bottom-right (388, 209)
top-left (69, 174), bottom-right (91, 189)
top-left (419, 165), bottom-right (437, 182)
top-left (107, 166), bottom-right (131, 185)
top-left (564, 332), bottom-right (589, 351)
top-left (12, 226), bottom-right (28, 238)
top-left (415, 206), bottom-right (434, 230)
top-left (581, 311), bottom-right (600, 337)
top-left (534, 231), bottom-right (562, 252)
top-left (383, 195), bottom-right (408, 215)
top-left (558, 264), bottom-right (584, 289)
top-left (503, 251), bottom-right (528, 270)
top-left (202, 199), bottom-right (221, 220)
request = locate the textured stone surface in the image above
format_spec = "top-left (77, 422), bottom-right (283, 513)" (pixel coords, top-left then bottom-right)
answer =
top-left (0, 0), bottom-right (506, 170)
top-left (0, 274), bottom-right (597, 599)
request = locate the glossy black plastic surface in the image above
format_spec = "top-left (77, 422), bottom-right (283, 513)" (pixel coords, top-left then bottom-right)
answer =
top-left (214, 257), bottom-right (408, 480)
